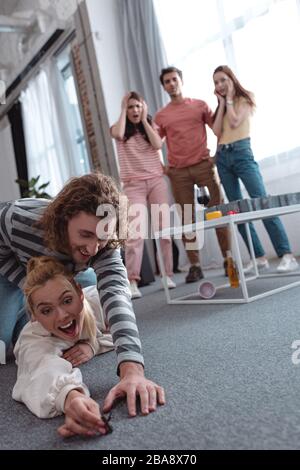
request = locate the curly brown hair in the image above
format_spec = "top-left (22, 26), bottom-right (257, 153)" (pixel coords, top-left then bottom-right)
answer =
top-left (37, 172), bottom-right (128, 254)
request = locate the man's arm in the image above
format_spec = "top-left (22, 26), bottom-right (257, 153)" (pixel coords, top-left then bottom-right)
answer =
top-left (202, 101), bottom-right (215, 130)
top-left (92, 249), bottom-right (165, 415)
top-left (92, 248), bottom-right (144, 368)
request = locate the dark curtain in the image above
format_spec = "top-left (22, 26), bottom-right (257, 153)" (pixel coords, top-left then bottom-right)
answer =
top-left (8, 101), bottom-right (28, 197)
top-left (117, 0), bottom-right (168, 116)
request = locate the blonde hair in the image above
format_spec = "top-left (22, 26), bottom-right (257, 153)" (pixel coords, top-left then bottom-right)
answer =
top-left (24, 257), bottom-right (97, 348)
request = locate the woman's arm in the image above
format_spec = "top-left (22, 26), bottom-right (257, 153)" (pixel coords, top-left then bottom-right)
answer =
top-left (77, 286), bottom-right (115, 357)
top-left (13, 332), bottom-right (90, 418)
top-left (92, 248), bottom-right (144, 369)
top-left (13, 328), bottom-right (109, 436)
top-left (212, 92), bottom-right (226, 138)
top-left (141, 101), bottom-right (163, 150)
top-left (226, 79), bottom-right (252, 128)
top-left (110, 94), bottom-right (130, 140)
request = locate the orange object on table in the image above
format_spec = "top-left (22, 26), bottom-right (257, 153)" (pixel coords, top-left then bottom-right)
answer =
top-left (205, 211), bottom-right (222, 220)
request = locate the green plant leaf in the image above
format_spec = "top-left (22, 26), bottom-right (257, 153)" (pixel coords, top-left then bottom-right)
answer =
top-left (15, 175), bottom-right (52, 199)
top-left (15, 178), bottom-right (29, 189)
top-left (38, 182), bottom-right (50, 190)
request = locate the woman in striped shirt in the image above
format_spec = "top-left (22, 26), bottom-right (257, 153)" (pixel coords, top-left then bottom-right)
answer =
top-left (111, 92), bottom-right (175, 299)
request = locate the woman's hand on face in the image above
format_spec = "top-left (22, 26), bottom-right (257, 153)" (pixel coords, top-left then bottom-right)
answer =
top-left (226, 78), bottom-right (234, 100)
top-left (63, 342), bottom-right (94, 367)
top-left (121, 93), bottom-right (131, 111)
top-left (141, 100), bottom-right (148, 122)
top-left (214, 90), bottom-right (226, 105)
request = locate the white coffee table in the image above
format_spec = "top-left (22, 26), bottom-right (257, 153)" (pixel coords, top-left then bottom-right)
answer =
top-left (154, 204), bottom-right (300, 304)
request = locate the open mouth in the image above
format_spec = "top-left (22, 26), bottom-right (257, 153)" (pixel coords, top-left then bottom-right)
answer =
top-left (79, 248), bottom-right (90, 259)
top-left (59, 319), bottom-right (77, 337)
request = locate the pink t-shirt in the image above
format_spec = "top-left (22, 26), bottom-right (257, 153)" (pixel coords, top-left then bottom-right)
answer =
top-left (155, 98), bottom-right (214, 168)
top-left (115, 132), bottom-right (163, 182)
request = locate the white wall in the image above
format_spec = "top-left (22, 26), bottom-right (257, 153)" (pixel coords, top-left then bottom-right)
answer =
top-left (0, 117), bottom-right (20, 201)
top-left (256, 154), bottom-right (300, 258)
top-left (85, 0), bottom-right (129, 126)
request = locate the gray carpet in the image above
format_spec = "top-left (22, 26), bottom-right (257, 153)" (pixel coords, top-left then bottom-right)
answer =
top-left (1, 265), bottom-right (300, 450)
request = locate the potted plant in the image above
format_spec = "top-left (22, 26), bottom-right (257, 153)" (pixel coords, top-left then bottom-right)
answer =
top-left (15, 175), bottom-right (51, 199)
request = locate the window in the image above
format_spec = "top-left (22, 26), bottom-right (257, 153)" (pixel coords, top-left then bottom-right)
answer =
top-left (56, 47), bottom-right (90, 174)
top-left (154, 0), bottom-right (300, 161)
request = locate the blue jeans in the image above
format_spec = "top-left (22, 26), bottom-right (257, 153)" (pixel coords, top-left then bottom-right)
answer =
top-left (216, 138), bottom-right (291, 258)
top-left (0, 268), bottom-right (97, 350)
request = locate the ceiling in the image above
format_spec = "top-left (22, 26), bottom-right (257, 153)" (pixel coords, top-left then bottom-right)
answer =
top-left (0, 0), bottom-right (79, 86)
top-left (0, 0), bottom-right (21, 16)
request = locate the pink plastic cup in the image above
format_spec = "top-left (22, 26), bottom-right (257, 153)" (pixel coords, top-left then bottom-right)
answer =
top-left (199, 280), bottom-right (216, 299)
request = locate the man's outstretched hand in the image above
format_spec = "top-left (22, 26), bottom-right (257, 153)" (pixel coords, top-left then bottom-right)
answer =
top-left (102, 362), bottom-right (166, 417)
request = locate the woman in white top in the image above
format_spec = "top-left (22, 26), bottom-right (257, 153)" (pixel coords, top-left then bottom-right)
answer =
top-left (13, 256), bottom-right (114, 437)
top-left (111, 92), bottom-right (175, 298)
top-left (212, 65), bottom-right (298, 273)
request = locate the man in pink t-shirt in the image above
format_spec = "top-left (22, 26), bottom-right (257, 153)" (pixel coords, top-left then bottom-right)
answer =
top-left (155, 67), bottom-right (229, 283)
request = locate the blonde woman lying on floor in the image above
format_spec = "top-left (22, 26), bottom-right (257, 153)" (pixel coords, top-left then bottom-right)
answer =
top-left (12, 256), bottom-right (114, 437)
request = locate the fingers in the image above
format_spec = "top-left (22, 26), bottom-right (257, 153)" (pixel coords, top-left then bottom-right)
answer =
top-left (63, 346), bottom-right (80, 361)
top-left (122, 93), bottom-right (131, 108)
top-left (137, 384), bottom-right (166, 415)
top-left (102, 386), bottom-right (125, 413)
top-left (76, 404), bottom-right (106, 433)
top-left (63, 351), bottom-right (86, 367)
top-left (156, 385), bottom-right (166, 406)
top-left (103, 379), bottom-right (165, 418)
top-left (63, 345), bottom-right (93, 367)
top-left (126, 387), bottom-right (138, 417)
top-left (63, 412), bottom-right (107, 437)
top-left (142, 100), bottom-right (148, 119)
top-left (63, 417), bottom-right (104, 437)
top-left (66, 395), bottom-right (109, 435)
top-left (148, 387), bottom-right (158, 412)
top-left (57, 424), bottom-right (76, 438)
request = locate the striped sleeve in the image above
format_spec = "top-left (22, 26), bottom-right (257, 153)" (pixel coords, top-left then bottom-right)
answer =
top-left (92, 248), bottom-right (144, 369)
top-left (0, 202), bottom-right (27, 286)
top-left (0, 199), bottom-right (49, 287)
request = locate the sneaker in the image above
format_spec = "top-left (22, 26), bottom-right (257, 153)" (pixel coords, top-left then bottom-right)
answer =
top-left (163, 276), bottom-right (176, 289)
top-left (185, 265), bottom-right (204, 283)
top-left (243, 258), bottom-right (269, 273)
top-left (129, 280), bottom-right (142, 299)
top-left (277, 254), bottom-right (299, 273)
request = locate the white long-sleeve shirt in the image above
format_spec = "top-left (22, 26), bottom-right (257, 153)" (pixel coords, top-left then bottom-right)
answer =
top-left (12, 286), bottom-right (114, 418)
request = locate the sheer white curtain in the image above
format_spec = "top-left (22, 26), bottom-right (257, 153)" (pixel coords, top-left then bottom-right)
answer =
top-left (20, 58), bottom-right (80, 197)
